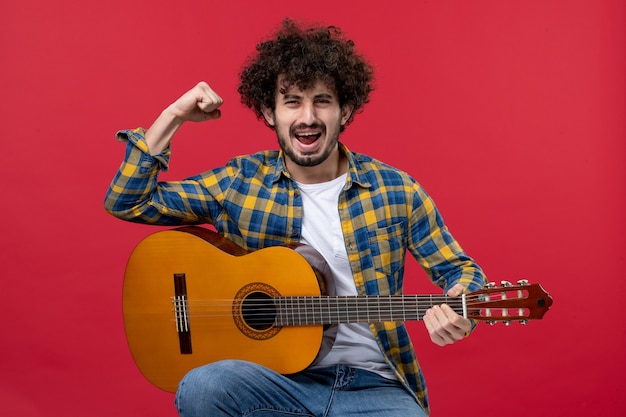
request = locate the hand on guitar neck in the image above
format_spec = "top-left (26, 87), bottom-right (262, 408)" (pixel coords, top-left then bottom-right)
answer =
top-left (423, 283), bottom-right (472, 346)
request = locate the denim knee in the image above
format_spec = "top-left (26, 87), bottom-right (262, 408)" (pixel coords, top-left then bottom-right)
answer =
top-left (175, 360), bottom-right (246, 415)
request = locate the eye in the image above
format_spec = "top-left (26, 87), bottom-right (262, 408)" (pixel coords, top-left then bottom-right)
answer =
top-left (314, 94), bottom-right (335, 106)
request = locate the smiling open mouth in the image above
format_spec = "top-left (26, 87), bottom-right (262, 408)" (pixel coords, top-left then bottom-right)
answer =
top-left (294, 131), bottom-right (322, 145)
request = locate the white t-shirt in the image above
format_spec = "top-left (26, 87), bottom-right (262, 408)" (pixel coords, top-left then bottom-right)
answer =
top-left (296, 173), bottom-right (396, 380)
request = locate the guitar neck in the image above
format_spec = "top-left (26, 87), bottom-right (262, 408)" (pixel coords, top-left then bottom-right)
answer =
top-left (274, 295), bottom-right (463, 325)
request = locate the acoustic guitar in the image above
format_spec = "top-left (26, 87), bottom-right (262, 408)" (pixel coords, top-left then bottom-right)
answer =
top-left (123, 226), bottom-right (553, 392)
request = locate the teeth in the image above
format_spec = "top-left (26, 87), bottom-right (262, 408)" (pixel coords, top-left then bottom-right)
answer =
top-left (295, 131), bottom-right (320, 145)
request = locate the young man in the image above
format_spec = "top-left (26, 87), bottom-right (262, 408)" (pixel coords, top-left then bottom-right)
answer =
top-left (105, 19), bottom-right (486, 417)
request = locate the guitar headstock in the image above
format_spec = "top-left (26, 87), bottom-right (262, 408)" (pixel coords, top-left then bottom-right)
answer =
top-left (467, 280), bottom-right (553, 325)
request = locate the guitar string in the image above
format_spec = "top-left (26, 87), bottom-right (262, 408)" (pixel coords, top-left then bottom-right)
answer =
top-left (171, 296), bottom-right (527, 320)
top-left (181, 294), bottom-right (489, 302)
top-left (176, 297), bottom-right (520, 309)
top-left (178, 295), bottom-right (515, 307)
top-left (169, 308), bottom-right (524, 321)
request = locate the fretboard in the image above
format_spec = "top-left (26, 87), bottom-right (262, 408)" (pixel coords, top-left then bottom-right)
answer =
top-left (274, 295), bottom-right (465, 326)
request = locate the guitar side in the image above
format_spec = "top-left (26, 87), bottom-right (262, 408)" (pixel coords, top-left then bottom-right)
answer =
top-left (123, 228), bottom-right (325, 392)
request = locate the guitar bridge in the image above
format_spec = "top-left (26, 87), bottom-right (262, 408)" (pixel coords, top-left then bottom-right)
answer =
top-left (174, 273), bottom-right (192, 354)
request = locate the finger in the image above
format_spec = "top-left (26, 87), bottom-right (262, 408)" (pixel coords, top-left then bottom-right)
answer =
top-left (192, 82), bottom-right (224, 113)
top-left (439, 304), bottom-right (471, 333)
top-left (197, 94), bottom-right (223, 113)
top-left (446, 283), bottom-right (465, 297)
top-left (424, 305), bottom-right (469, 345)
top-left (424, 306), bottom-right (457, 346)
top-left (203, 109), bottom-right (221, 120)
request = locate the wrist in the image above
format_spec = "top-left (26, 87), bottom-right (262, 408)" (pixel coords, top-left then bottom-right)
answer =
top-left (145, 107), bottom-right (185, 155)
top-left (161, 104), bottom-right (187, 127)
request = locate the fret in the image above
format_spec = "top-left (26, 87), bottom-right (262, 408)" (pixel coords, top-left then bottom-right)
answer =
top-left (293, 297), bottom-right (302, 326)
top-left (341, 297), bottom-right (348, 323)
top-left (378, 296), bottom-right (387, 321)
top-left (281, 296), bottom-right (289, 326)
top-left (313, 296), bottom-right (320, 324)
top-left (303, 296), bottom-right (308, 325)
top-left (416, 296), bottom-right (424, 320)
top-left (386, 295), bottom-right (394, 321)
top-left (275, 297), bottom-right (282, 326)
top-left (402, 296), bottom-right (409, 321)
top-left (337, 297), bottom-right (341, 323)
top-left (402, 296), bottom-right (406, 321)
top-left (387, 296), bottom-right (394, 321)
top-left (409, 296), bottom-right (417, 321)
top-left (281, 296), bottom-right (288, 326)
top-left (291, 296), bottom-right (297, 326)
top-left (297, 296), bottom-right (305, 325)
top-left (280, 297), bottom-right (286, 326)
top-left (293, 297), bottom-right (299, 326)
top-left (304, 296), bottom-right (311, 325)
top-left (348, 298), bottom-right (356, 322)
top-left (336, 297), bottom-right (342, 323)
top-left (284, 296), bottom-right (292, 326)
top-left (340, 296), bottom-right (349, 323)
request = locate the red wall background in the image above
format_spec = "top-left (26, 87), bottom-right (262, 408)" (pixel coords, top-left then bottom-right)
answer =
top-left (1, 0), bottom-right (624, 416)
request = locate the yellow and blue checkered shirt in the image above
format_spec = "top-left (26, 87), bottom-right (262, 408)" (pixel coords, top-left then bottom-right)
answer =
top-left (105, 128), bottom-right (486, 413)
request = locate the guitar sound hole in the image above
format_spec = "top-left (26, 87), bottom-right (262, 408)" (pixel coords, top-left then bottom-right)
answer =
top-left (242, 292), bottom-right (276, 331)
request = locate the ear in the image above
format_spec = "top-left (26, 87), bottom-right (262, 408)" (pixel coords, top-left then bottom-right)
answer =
top-left (261, 106), bottom-right (275, 127)
top-left (340, 105), bottom-right (354, 126)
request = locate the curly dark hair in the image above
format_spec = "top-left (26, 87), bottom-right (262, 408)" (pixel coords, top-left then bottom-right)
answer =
top-left (238, 19), bottom-right (375, 129)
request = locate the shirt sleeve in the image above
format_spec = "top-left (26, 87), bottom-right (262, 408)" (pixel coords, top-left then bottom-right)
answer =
top-left (408, 184), bottom-right (487, 333)
top-left (408, 184), bottom-right (486, 291)
top-left (103, 128), bottom-right (216, 226)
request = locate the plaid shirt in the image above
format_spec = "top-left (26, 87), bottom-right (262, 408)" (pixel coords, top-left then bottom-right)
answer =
top-left (105, 128), bottom-right (486, 414)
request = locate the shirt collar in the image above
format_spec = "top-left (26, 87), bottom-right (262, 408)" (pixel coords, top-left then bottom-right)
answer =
top-left (271, 142), bottom-right (371, 189)
top-left (340, 142), bottom-right (372, 190)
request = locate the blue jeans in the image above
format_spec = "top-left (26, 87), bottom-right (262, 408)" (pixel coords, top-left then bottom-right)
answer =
top-left (175, 360), bottom-right (427, 417)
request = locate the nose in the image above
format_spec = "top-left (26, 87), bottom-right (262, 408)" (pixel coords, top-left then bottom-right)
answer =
top-left (300, 101), bottom-right (317, 125)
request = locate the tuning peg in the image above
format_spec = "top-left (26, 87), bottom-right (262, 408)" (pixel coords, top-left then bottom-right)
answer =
top-left (486, 282), bottom-right (496, 288)
top-left (501, 280), bottom-right (512, 287)
top-left (487, 320), bottom-right (496, 326)
top-left (503, 320), bottom-right (511, 326)
top-left (517, 279), bottom-right (529, 286)
top-left (519, 320), bottom-right (529, 325)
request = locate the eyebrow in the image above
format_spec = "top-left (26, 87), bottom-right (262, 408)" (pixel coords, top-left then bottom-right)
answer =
top-left (280, 92), bottom-right (335, 100)
top-left (281, 93), bottom-right (302, 100)
top-left (313, 93), bottom-right (334, 100)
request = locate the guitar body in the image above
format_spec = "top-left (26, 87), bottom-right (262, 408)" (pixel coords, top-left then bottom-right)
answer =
top-left (123, 227), bottom-right (329, 392)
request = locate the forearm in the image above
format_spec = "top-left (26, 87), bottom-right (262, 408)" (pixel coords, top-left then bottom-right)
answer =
top-left (104, 130), bottom-right (166, 223)
top-left (436, 246), bottom-right (486, 294)
top-left (104, 130), bottom-right (203, 225)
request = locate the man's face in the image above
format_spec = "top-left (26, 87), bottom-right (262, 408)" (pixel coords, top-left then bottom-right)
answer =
top-left (263, 80), bottom-right (352, 169)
